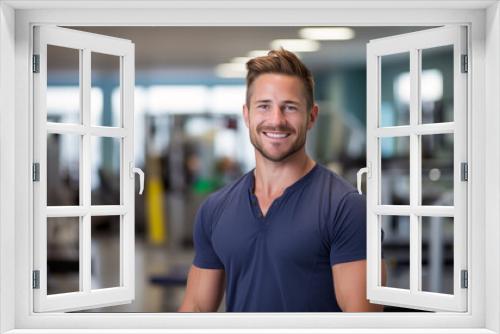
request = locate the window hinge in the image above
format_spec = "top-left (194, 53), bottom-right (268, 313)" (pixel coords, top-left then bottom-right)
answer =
top-left (461, 162), bottom-right (468, 181)
top-left (32, 163), bottom-right (40, 182)
top-left (461, 270), bottom-right (468, 289)
top-left (32, 270), bottom-right (40, 289)
top-left (461, 54), bottom-right (468, 73)
top-left (32, 54), bottom-right (40, 73)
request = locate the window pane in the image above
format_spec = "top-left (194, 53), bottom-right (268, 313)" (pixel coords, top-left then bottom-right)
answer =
top-left (91, 216), bottom-right (120, 289)
top-left (91, 137), bottom-right (121, 205)
top-left (47, 45), bottom-right (80, 124)
top-left (47, 217), bottom-right (80, 294)
top-left (421, 133), bottom-right (454, 206)
top-left (381, 215), bottom-right (410, 290)
top-left (421, 216), bottom-right (454, 294)
top-left (47, 133), bottom-right (80, 206)
top-left (421, 45), bottom-right (454, 124)
top-left (91, 52), bottom-right (121, 127)
top-left (381, 136), bottom-right (410, 205)
top-left (380, 52), bottom-right (410, 127)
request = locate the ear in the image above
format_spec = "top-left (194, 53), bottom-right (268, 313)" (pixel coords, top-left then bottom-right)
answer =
top-left (307, 103), bottom-right (319, 130)
top-left (243, 104), bottom-right (250, 128)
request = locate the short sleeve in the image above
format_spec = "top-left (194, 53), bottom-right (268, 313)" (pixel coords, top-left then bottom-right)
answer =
top-left (330, 192), bottom-right (367, 266)
top-left (192, 199), bottom-right (225, 269)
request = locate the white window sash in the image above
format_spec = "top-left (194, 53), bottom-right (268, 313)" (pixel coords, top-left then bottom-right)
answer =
top-left (32, 25), bottom-right (136, 312)
top-left (366, 25), bottom-right (468, 312)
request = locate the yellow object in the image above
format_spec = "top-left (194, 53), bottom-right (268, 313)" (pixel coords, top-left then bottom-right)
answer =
top-left (146, 174), bottom-right (166, 245)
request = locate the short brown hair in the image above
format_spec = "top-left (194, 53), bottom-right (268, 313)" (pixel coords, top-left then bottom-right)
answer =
top-left (245, 48), bottom-right (315, 110)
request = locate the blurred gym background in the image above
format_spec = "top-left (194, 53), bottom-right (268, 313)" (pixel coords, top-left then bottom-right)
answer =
top-left (45, 26), bottom-right (454, 312)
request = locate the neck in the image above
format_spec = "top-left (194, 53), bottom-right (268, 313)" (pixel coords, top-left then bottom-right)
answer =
top-left (253, 149), bottom-right (315, 198)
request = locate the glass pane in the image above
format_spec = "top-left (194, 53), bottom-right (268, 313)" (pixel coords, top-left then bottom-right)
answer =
top-left (380, 52), bottom-right (410, 127)
top-left (91, 52), bottom-right (121, 127)
top-left (47, 217), bottom-right (80, 294)
top-left (381, 215), bottom-right (410, 290)
top-left (421, 133), bottom-right (454, 206)
top-left (47, 133), bottom-right (80, 206)
top-left (421, 216), bottom-right (454, 294)
top-left (47, 45), bottom-right (80, 123)
top-left (91, 216), bottom-right (120, 289)
top-left (421, 45), bottom-right (454, 124)
top-left (91, 137), bottom-right (121, 205)
top-left (380, 136), bottom-right (410, 205)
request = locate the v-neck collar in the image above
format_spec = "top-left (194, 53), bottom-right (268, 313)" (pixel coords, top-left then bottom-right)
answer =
top-left (247, 163), bottom-right (319, 219)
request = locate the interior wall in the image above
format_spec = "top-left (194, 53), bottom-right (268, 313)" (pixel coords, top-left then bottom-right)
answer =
top-left (0, 2), bottom-right (16, 333)
top-left (485, 2), bottom-right (500, 332)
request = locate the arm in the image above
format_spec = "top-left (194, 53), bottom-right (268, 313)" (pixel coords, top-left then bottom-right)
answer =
top-left (181, 197), bottom-right (226, 312)
top-left (178, 265), bottom-right (225, 312)
top-left (332, 259), bottom-right (387, 312)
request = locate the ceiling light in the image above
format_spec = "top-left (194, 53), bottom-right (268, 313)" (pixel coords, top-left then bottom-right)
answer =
top-left (215, 63), bottom-right (247, 78)
top-left (247, 50), bottom-right (270, 58)
top-left (209, 85), bottom-right (246, 114)
top-left (231, 57), bottom-right (252, 64)
top-left (270, 39), bottom-right (320, 52)
top-left (395, 69), bottom-right (443, 103)
top-left (299, 27), bottom-right (355, 40)
top-left (148, 85), bottom-right (209, 113)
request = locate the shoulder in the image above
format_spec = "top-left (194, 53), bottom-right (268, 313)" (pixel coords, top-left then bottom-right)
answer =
top-left (312, 164), bottom-right (366, 231)
top-left (197, 170), bottom-right (252, 221)
top-left (312, 163), bottom-right (359, 203)
top-left (203, 170), bottom-right (251, 207)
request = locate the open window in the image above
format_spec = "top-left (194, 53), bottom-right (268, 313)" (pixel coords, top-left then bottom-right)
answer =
top-left (365, 26), bottom-right (467, 312)
top-left (32, 24), bottom-right (469, 314)
top-left (32, 26), bottom-right (142, 312)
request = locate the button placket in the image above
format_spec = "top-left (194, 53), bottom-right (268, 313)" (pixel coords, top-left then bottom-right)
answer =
top-left (250, 194), bottom-right (264, 220)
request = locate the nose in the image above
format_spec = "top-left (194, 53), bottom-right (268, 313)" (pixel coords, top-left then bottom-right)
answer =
top-left (269, 105), bottom-right (286, 126)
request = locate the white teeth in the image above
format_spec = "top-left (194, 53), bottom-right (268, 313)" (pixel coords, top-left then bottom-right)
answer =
top-left (265, 132), bottom-right (288, 138)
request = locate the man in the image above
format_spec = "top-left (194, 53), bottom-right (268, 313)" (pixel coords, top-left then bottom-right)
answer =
top-left (179, 48), bottom-right (386, 312)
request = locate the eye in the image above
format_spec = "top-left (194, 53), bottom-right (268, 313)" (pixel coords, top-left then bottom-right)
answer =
top-left (257, 104), bottom-right (270, 111)
top-left (284, 105), bottom-right (298, 112)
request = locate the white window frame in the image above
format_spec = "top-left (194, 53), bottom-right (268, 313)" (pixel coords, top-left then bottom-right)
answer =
top-left (0, 1), bottom-right (499, 333)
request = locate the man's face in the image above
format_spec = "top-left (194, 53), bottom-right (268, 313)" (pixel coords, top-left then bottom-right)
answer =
top-left (243, 73), bottom-right (318, 163)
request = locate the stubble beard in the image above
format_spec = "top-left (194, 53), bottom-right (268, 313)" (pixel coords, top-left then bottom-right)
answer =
top-left (249, 123), bottom-right (308, 163)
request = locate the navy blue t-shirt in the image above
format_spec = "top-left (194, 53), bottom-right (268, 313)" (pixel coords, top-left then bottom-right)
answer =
top-left (192, 163), bottom-right (367, 312)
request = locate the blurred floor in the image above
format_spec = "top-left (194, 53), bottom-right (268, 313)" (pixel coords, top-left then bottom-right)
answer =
top-left (80, 237), bottom-right (203, 312)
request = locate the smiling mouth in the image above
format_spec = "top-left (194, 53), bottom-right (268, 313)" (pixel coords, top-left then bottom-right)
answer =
top-left (262, 131), bottom-right (291, 139)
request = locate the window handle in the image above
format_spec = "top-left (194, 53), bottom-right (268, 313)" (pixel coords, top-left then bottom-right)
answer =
top-left (130, 162), bottom-right (145, 195)
top-left (357, 164), bottom-right (371, 195)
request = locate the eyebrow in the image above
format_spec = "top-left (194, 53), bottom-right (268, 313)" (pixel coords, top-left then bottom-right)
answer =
top-left (282, 100), bottom-right (300, 105)
top-left (254, 99), bottom-right (301, 105)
